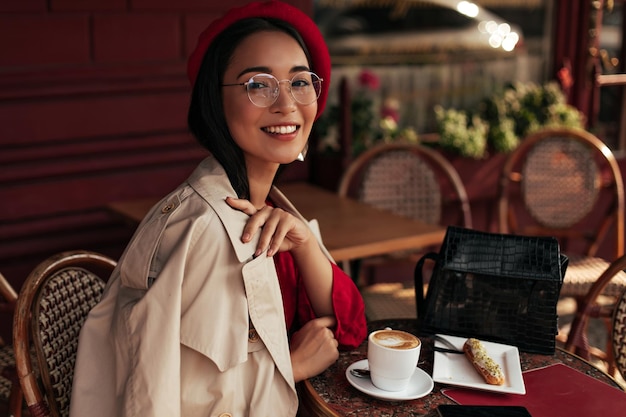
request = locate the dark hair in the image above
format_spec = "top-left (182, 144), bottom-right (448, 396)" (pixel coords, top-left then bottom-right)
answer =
top-left (188, 17), bottom-right (312, 199)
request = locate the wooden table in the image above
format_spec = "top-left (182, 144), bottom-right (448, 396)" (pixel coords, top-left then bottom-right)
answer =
top-left (107, 182), bottom-right (446, 263)
top-left (297, 319), bottom-right (625, 417)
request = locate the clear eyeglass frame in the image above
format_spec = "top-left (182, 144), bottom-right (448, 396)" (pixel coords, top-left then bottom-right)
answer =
top-left (221, 71), bottom-right (323, 107)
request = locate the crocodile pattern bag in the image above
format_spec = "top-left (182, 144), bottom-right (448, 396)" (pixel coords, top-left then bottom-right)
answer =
top-left (415, 226), bottom-right (568, 354)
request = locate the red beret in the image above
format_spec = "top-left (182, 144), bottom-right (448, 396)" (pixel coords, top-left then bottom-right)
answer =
top-left (187, 0), bottom-right (331, 120)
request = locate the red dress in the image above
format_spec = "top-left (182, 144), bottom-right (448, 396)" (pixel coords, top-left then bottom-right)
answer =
top-left (274, 251), bottom-right (367, 350)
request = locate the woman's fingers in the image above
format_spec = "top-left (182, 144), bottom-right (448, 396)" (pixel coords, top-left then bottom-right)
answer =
top-left (225, 196), bottom-right (256, 215)
top-left (226, 196), bottom-right (309, 256)
top-left (315, 315), bottom-right (337, 330)
top-left (259, 209), bottom-right (295, 256)
top-left (225, 197), bottom-right (269, 244)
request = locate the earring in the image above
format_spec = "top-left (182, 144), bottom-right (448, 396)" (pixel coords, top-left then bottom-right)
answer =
top-left (297, 143), bottom-right (309, 162)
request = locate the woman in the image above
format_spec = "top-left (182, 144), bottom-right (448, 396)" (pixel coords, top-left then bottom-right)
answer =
top-left (69, 1), bottom-right (367, 416)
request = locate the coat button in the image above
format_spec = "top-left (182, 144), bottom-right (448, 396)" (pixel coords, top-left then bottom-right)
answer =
top-left (248, 328), bottom-right (259, 342)
top-left (161, 203), bottom-right (175, 213)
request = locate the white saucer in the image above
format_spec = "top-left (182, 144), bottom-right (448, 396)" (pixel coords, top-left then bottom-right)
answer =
top-left (345, 359), bottom-right (434, 401)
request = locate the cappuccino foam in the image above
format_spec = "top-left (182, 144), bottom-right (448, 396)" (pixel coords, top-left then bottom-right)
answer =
top-left (371, 330), bottom-right (420, 350)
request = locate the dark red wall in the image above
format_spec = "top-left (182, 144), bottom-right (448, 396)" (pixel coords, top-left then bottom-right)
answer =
top-left (0, 0), bottom-right (312, 332)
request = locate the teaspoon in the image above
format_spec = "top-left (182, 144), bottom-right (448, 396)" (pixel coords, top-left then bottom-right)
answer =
top-left (350, 368), bottom-right (372, 378)
top-left (433, 335), bottom-right (464, 354)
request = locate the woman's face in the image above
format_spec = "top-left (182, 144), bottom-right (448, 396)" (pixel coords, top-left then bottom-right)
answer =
top-left (222, 30), bottom-right (317, 174)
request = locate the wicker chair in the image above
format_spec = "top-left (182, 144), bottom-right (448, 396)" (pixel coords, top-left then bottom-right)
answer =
top-left (13, 250), bottom-right (116, 417)
top-left (564, 254), bottom-right (626, 377)
top-left (613, 286), bottom-right (626, 381)
top-left (497, 127), bottom-right (625, 323)
top-left (338, 142), bottom-right (472, 285)
top-left (0, 272), bottom-right (22, 417)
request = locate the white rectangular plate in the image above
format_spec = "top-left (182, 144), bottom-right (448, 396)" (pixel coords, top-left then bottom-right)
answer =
top-left (432, 334), bottom-right (526, 395)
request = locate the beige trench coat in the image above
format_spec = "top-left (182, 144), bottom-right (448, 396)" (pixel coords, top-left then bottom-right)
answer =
top-left (70, 156), bottom-right (333, 417)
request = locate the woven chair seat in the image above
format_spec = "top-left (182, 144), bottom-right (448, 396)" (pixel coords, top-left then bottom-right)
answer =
top-left (562, 255), bottom-right (626, 299)
top-left (0, 344), bottom-right (14, 403)
top-left (0, 343), bottom-right (39, 417)
top-left (0, 345), bottom-right (40, 395)
top-left (564, 254), bottom-right (626, 377)
top-left (361, 283), bottom-right (417, 321)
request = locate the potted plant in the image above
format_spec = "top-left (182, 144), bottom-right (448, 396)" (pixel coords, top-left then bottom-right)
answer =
top-left (434, 81), bottom-right (586, 159)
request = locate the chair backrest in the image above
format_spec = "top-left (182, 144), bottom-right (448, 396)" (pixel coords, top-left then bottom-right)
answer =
top-left (13, 250), bottom-right (116, 417)
top-left (564, 253), bottom-right (626, 361)
top-left (613, 287), bottom-right (626, 380)
top-left (497, 127), bottom-right (624, 259)
top-left (338, 142), bottom-right (472, 228)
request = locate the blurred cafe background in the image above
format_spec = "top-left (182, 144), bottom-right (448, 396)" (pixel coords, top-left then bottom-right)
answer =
top-left (1, 0), bottom-right (626, 344)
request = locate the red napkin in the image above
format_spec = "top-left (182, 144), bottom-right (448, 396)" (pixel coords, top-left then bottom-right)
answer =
top-left (442, 363), bottom-right (626, 417)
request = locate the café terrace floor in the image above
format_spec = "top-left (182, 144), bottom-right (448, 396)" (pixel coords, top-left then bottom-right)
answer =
top-left (360, 281), bottom-right (626, 389)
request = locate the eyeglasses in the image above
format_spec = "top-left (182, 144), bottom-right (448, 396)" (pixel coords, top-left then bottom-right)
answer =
top-left (221, 71), bottom-right (323, 107)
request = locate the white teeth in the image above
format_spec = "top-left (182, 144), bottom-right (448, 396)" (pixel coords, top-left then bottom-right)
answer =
top-left (264, 125), bottom-right (297, 134)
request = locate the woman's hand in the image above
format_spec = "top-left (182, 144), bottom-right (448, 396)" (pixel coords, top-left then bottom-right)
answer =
top-left (227, 195), bottom-right (335, 318)
top-left (289, 316), bottom-right (339, 382)
top-left (226, 196), bottom-right (312, 257)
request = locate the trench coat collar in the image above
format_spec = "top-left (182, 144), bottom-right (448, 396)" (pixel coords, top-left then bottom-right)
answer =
top-left (187, 157), bottom-right (260, 263)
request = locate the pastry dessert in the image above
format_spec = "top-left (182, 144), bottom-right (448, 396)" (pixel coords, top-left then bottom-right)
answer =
top-left (463, 338), bottom-right (505, 385)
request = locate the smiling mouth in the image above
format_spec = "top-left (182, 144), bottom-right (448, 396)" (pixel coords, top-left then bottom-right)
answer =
top-left (263, 125), bottom-right (298, 134)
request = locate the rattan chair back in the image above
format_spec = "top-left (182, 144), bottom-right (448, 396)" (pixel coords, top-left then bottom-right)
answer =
top-left (497, 127), bottom-right (625, 300)
top-left (338, 142), bottom-right (472, 228)
top-left (13, 251), bottom-right (116, 417)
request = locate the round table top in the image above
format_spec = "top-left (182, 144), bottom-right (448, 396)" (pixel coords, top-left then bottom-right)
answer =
top-left (297, 319), bottom-right (623, 417)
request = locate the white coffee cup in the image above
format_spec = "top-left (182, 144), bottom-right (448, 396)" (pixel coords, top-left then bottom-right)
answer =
top-left (367, 328), bottom-right (421, 392)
